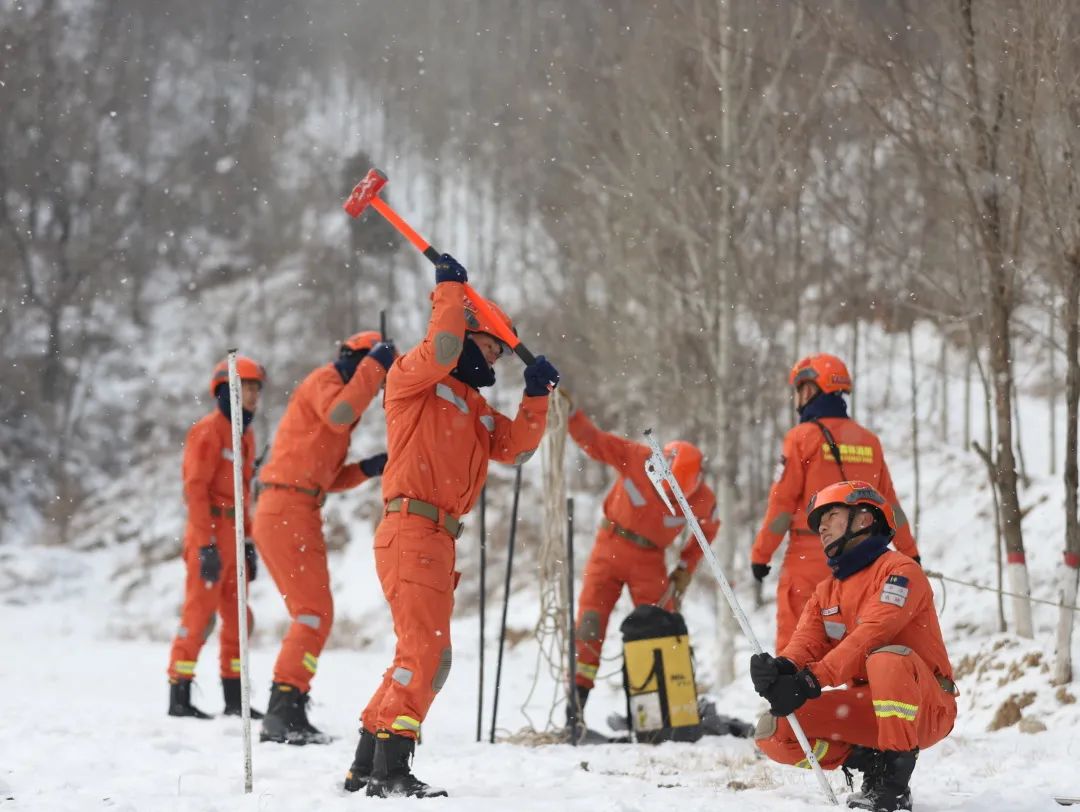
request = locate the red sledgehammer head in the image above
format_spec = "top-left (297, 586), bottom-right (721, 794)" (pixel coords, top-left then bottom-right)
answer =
top-left (343, 168), bottom-right (388, 218)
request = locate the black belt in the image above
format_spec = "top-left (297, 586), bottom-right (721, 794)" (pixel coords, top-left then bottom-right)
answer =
top-left (260, 481), bottom-right (322, 499)
top-left (602, 519), bottom-right (659, 550)
top-left (210, 505), bottom-right (236, 519)
top-left (385, 497), bottom-right (464, 540)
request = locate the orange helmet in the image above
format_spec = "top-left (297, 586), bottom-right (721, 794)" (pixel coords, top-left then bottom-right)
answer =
top-left (341, 330), bottom-right (381, 355)
top-left (806, 480), bottom-right (895, 536)
top-left (663, 440), bottom-right (704, 495)
top-left (209, 356), bottom-right (266, 397)
top-left (789, 353), bottom-right (852, 394)
top-left (464, 295), bottom-right (515, 352)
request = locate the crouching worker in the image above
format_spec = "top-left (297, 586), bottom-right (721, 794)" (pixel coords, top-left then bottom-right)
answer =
top-left (750, 481), bottom-right (956, 812)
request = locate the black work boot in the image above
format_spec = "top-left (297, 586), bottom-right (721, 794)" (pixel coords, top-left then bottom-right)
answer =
top-left (168, 679), bottom-right (213, 719)
top-left (565, 684), bottom-right (590, 741)
top-left (259, 682), bottom-right (331, 745)
top-left (222, 677), bottom-right (265, 719)
top-left (365, 731), bottom-right (448, 798)
top-left (842, 745), bottom-right (885, 809)
top-left (871, 749), bottom-right (917, 812)
top-left (343, 729), bottom-right (377, 792)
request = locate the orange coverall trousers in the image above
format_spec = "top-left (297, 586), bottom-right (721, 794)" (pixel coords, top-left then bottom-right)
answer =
top-left (775, 534), bottom-right (832, 651)
top-left (361, 513), bottom-right (457, 740)
top-left (254, 488), bottom-right (333, 692)
top-left (574, 527), bottom-right (669, 690)
top-left (167, 516), bottom-right (253, 681)
top-left (756, 648), bottom-right (957, 768)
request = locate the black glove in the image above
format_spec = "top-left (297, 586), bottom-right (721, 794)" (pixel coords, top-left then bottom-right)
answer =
top-left (435, 253), bottom-right (468, 284)
top-left (523, 355), bottom-right (560, 397)
top-left (749, 652), bottom-right (796, 697)
top-left (360, 452), bottom-right (388, 478)
top-left (199, 545), bottom-right (222, 583)
top-left (752, 563), bottom-right (771, 582)
top-left (368, 341), bottom-right (397, 371)
top-left (913, 555), bottom-right (922, 566)
top-left (766, 668), bottom-right (821, 717)
top-left (244, 540), bottom-right (258, 581)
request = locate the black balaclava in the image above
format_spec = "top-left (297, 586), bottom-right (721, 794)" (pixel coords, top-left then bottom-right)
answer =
top-left (798, 391), bottom-right (849, 423)
top-left (828, 534), bottom-right (891, 580)
top-left (450, 335), bottom-right (496, 390)
top-left (215, 385), bottom-right (255, 430)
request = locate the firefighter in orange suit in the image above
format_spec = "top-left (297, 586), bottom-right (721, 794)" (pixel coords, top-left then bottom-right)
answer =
top-left (344, 253), bottom-right (558, 799)
top-left (167, 356), bottom-right (266, 719)
top-left (750, 481), bottom-right (956, 812)
top-left (564, 402), bottom-right (719, 726)
top-left (751, 354), bottom-right (920, 650)
top-left (254, 331), bottom-right (396, 745)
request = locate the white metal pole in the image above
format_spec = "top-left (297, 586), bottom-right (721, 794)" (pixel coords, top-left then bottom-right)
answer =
top-left (642, 429), bottom-right (837, 806)
top-left (227, 350), bottom-right (253, 794)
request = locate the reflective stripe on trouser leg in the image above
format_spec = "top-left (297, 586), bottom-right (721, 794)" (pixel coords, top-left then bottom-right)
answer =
top-left (865, 647), bottom-right (948, 752)
top-left (794, 738), bottom-right (830, 770)
top-left (391, 715), bottom-right (421, 735)
top-left (215, 555), bottom-right (255, 679)
top-left (167, 536), bottom-right (227, 682)
top-left (364, 519), bottom-right (456, 739)
top-left (255, 498), bottom-right (333, 692)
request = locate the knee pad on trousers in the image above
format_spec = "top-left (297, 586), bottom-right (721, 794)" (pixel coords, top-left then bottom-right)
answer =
top-left (432, 647), bottom-right (452, 692)
top-left (577, 610), bottom-right (601, 642)
top-left (754, 711), bottom-right (777, 740)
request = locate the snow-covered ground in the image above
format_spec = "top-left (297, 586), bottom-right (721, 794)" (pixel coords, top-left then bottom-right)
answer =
top-left (4, 424), bottom-right (1079, 811)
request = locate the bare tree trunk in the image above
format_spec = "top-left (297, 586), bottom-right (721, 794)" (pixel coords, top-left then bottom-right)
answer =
top-left (1051, 305), bottom-right (1059, 476)
top-left (851, 319), bottom-right (860, 421)
top-left (959, 0), bottom-right (1033, 638)
top-left (939, 332), bottom-right (949, 444)
top-left (1013, 376), bottom-right (1029, 487)
top-left (713, 0), bottom-right (737, 688)
top-left (972, 340), bottom-right (1007, 632)
top-left (907, 324), bottom-right (921, 537)
top-left (991, 279), bottom-right (1033, 637)
top-left (1055, 255), bottom-right (1080, 684)
top-left (964, 342), bottom-right (973, 450)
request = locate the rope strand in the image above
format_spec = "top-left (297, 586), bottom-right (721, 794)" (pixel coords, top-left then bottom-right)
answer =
top-left (925, 569), bottom-right (1080, 612)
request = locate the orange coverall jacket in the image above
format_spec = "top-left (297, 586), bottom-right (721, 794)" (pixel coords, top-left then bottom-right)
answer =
top-left (755, 549), bottom-right (956, 766)
top-left (752, 417), bottom-right (920, 649)
top-left (183, 410), bottom-right (254, 542)
top-left (568, 409), bottom-right (719, 572)
top-left (259, 356), bottom-right (387, 496)
top-left (379, 281), bottom-right (550, 516)
top-left (362, 281), bottom-right (549, 739)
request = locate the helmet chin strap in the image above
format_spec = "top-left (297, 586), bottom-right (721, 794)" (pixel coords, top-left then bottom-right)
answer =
top-left (823, 508), bottom-right (873, 559)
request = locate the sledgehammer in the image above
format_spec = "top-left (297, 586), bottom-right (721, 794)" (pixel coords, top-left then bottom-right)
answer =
top-left (344, 169), bottom-right (537, 365)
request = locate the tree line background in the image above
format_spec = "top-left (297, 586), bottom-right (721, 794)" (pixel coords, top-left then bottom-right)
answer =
top-left (2, 0), bottom-right (1078, 679)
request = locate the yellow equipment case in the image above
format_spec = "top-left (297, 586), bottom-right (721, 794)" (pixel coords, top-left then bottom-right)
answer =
top-left (620, 604), bottom-right (702, 743)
